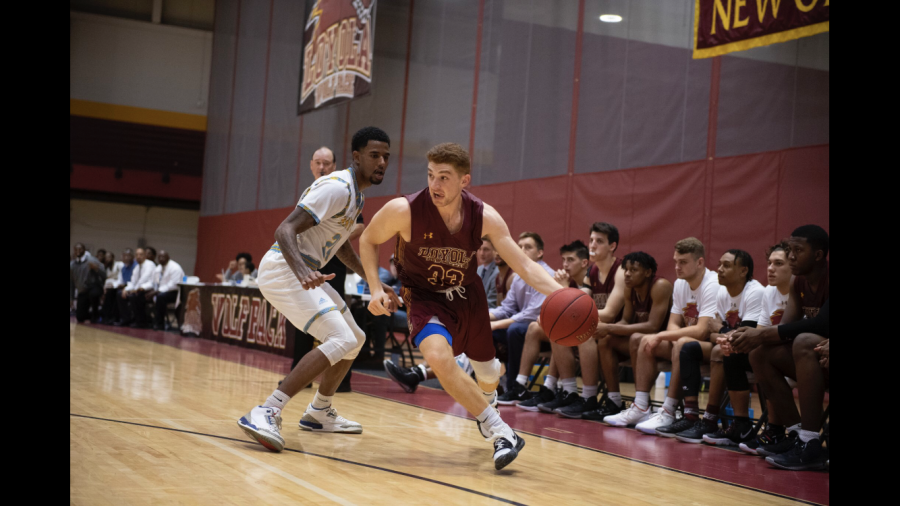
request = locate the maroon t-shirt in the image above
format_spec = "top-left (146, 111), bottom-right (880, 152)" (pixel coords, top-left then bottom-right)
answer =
top-left (794, 263), bottom-right (829, 319)
top-left (588, 258), bottom-right (622, 310)
top-left (393, 188), bottom-right (495, 361)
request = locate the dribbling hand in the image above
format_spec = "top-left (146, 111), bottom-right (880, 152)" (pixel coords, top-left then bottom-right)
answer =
top-left (299, 271), bottom-right (335, 290)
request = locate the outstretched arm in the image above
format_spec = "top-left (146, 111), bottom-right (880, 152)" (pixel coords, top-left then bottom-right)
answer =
top-left (481, 204), bottom-right (563, 296)
top-left (359, 198), bottom-right (409, 316)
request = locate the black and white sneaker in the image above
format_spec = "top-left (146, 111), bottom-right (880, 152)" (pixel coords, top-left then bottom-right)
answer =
top-left (383, 359), bottom-right (422, 393)
top-left (766, 437), bottom-right (827, 471)
top-left (551, 391), bottom-right (581, 414)
top-left (654, 417), bottom-right (695, 438)
top-left (537, 388), bottom-right (569, 413)
top-left (704, 419), bottom-right (755, 446)
top-left (582, 396), bottom-right (624, 421)
top-left (674, 418), bottom-right (719, 443)
top-left (757, 430), bottom-right (799, 458)
top-left (739, 424), bottom-right (785, 455)
top-left (476, 398), bottom-right (501, 440)
top-left (517, 385), bottom-right (556, 411)
top-left (558, 395), bottom-right (598, 419)
top-left (497, 383), bottom-right (530, 405)
top-left (491, 429), bottom-right (526, 470)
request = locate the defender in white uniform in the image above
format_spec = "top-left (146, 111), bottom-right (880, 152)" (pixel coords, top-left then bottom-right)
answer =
top-left (238, 127), bottom-right (401, 452)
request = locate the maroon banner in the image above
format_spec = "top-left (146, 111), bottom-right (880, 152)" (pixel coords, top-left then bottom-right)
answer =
top-left (693, 0), bottom-right (829, 59)
top-left (298, 0), bottom-right (376, 114)
top-left (177, 284), bottom-right (297, 358)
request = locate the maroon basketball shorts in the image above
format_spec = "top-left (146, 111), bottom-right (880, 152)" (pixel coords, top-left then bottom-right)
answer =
top-left (400, 282), bottom-right (495, 362)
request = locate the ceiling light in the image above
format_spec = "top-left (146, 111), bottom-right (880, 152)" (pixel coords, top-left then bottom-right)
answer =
top-left (599, 14), bottom-right (622, 23)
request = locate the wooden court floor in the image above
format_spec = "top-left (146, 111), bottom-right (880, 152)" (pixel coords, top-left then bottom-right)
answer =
top-left (70, 322), bottom-right (826, 505)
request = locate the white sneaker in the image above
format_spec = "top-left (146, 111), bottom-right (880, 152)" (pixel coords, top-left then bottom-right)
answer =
top-left (489, 424), bottom-right (525, 471)
top-left (603, 403), bottom-right (651, 427)
top-left (635, 408), bottom-right (676, 435)
top-left (299, 404), bottom-right (363, 433)
top-left (237, 406), bottom-right (285, 452)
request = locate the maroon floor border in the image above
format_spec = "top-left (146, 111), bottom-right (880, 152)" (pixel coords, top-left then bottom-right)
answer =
top-left (76, 320), bottom-right (828, 505)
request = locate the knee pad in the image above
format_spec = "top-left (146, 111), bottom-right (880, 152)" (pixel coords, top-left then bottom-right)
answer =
top-left (679, 341), bottom-right (703, 397)
top-left (723, 353), bottom-right (752, 391)
top-left (470, 357), bottom-right (501, 386)
top-left (313, 311), bottom-right (363, 365)
top-left (340, 307), bottom-right (366, 360)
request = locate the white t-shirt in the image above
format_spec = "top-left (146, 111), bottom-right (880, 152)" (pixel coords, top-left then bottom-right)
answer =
top-left (671, 268), bottom-right (720, 327)
top-left (758, 284), bottom-right (790, 327)
top-left (716, 279), bottom-right (764, 330)
top-left (277, 168), bottom-right (364, 271)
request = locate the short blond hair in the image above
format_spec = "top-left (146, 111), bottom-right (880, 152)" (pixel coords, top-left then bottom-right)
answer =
top-left (674, 237), bottom-right (705, 260)
top-left (426, 143), bottom-right (471, 175)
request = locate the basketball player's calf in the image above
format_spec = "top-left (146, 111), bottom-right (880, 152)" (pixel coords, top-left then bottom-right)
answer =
top-left (515, 321), bottom-right (569, 411)
top-left (417, 331), bottom-right (525, 470)
top-left (603, 333), bottom-right (673, 428)
top-left (584, 332), bottom-right (631, 420)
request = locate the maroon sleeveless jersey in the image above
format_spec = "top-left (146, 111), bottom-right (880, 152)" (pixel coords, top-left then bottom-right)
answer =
top-left (393, 188), bottom-right (494, 361)
top-left (631, 277), bottom-right (670, 332)
top-left (794, 263), bottom-right (829, 320)
top-left (588, 258), bottom-right (622, 310)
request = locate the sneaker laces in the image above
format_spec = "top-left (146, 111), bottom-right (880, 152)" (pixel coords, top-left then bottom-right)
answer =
top-left (324, 407), bottom-right (348, 423)
top-left (265, 408), bottom-right (283, 431)
top-left (437, 285), bottom-right (467, 301)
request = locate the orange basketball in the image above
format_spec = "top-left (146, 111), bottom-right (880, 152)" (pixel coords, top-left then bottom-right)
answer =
top-left (539, 288), bottom-right (598, 347)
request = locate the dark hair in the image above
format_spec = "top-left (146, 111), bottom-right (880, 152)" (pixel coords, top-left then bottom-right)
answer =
top-left (726, 249), bottom-right (754, 283)
top-left (766, 240), bottom-right (790, 259)
top-left (791, 224), bottom-right (829, 257)
top-left (674, 237), bottom-right (705, 259)
top-left (236, 252), bottom-right (252, 263)
top-left (560, 239), bottom-right (589, 260)
top-left (590, 222), bottom-right (619, 252)
top-left (146, 246), bottom-right (157, 257)
top-left (96, 249), bottom-right (107, 258)
top-left (351, 126), bottom-right (390, 152)
top-left (245, 261), bottom-right (255, 272)
top-left (518, 231), bottom-right (544, 252)
top-left (622, 251), bottom-right (658, 277)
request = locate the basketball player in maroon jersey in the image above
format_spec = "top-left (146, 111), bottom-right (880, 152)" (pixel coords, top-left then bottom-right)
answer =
top-left (583, 251), bottom-right (672, 421)
top-left (359, 143), bottom-right (564, 470)
top-left (554, 222), bottom-right (626, 418)
top-left (731, 225), bottom-right (829, 470)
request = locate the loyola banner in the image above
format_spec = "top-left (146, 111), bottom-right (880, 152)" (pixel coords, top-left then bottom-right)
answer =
top-left (298, 0), bottom-right (377, 114)
top-left (693, 0), bottom-right (829, 59)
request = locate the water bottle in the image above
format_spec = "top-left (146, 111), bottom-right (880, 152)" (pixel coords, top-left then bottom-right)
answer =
top-left (357, 278), bottom-right (366, 295)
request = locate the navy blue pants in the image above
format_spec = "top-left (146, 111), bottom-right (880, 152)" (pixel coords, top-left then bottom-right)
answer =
top-left (495, 320), bottom-right (533, 391)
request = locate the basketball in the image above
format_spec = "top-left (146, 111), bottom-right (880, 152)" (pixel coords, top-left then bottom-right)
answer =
top-left (539, 288), bottom-right (599, 347)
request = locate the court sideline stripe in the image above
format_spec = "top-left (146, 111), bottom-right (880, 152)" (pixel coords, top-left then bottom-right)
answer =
top-left (350, 391), bottom-right (823, 506)
top-left (70, 413), bottom-right (527, 506)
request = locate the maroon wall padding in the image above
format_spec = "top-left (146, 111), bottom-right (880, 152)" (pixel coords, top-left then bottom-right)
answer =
top-left (71, 164), bottom-right (202, 202)
top-left (194, 145), bottom-right (828, 285)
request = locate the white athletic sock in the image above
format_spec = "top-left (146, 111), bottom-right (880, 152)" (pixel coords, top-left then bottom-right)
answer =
top-left (582, 384), bottom-right (598, 399)
top-left (262, 389), bottom-right (290, 410)
top-left (662, 396), bottom-right (679, 414)
top-left (560, 378), bottom-right (578, 394)
top-left (483, 390), bottom-right (497, 405)
top-left (788, 422), bottom-right (802, 432)
top-left (635, 391), bottom-right (650, 411)
top-left (515, 374), bottom-right (528, 386)
top-left (798, 429), bottom-right (819, 443)
top-left (311, 391), bottom-right (333, 410)
top-left (544, 375), bottom-right (558, 391)
top-left (476, 404), bottom-right (503, 431)
top-left (608, 391), bottom-right (623, 406)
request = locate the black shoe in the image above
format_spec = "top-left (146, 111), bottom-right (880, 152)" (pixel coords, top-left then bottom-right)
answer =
top-left (517, 386), bottom-right (556, 411)
top-left (113, 320), bottom-right (128, 327)
top-left (582, 396), bottom-right (624, 421)
top-left (655, 416), bottom-right (695, 438)
top-left (496, 383), bottom-right (529, 405)
top-left (766, 437), bottom-right (827, 471)
top-left (383, 359), bottom-right (421, 393)
top-left (757, 430), bottom-right (799, 457)
top-left (703, 419), bottom-right (755, 446)
top-left (557, 395), bottom-right (598, 419)
top-left (674, 418), bottom-right (719, 443)
top-left (739, 424), bottom-right (786, 455)
top-left (493, 431), bottom-right (526, 470)
top-left (152, 324), bottom-right (162, 331)
top-left (539, 389), bottom-right (575, 413)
